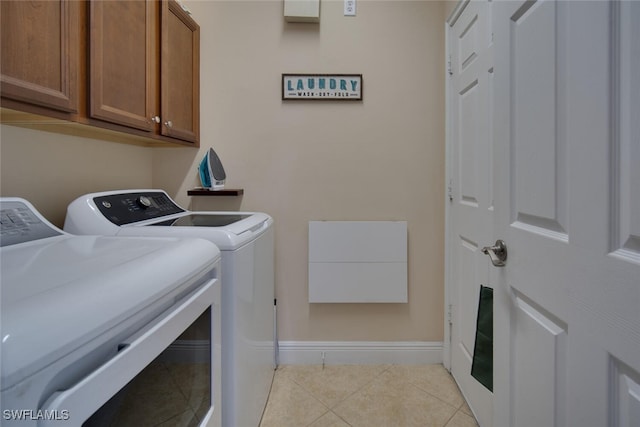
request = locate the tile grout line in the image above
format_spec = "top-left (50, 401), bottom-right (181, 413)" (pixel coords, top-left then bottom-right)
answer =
top-left (258, 367), bottom-right (279, 426)
top-left (261, 369), bottom-right (332, 427)
top-left (265, 365), bottom-right (477, 427)
top-left (326, 365), bottom-right (394, 410)
top-left (442, 408), bottom-right (458, 427)
top-left (300, 365), bottom-right (394, 427)
top-left (284, 365), bottom-right (393, 410)
top-left (335, 365), bottom-right (465, 427)
top-left (408, 381), bottom-right (465, 412)
top-left (328, 409), bottom-right (355, 427)
top-left (401, 368), bottom-right (470, 413)
top-left (303, 408), bottom-right (333, 427)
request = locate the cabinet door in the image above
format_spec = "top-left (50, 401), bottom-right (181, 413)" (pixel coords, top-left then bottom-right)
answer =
top-left (90, 0), bottom-right (156, 131)
top-left (1, 0), bottom-right (79, 113)
top-left (161, 0), bottom-right (200, 144)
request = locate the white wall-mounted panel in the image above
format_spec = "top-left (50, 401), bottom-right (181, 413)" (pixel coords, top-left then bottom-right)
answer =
top-left (309, 221), bottom-right (407, 303)
top-left (309, 221), bottom-right (407, 263)
top-left (308, 262), bottom-right (407, 303)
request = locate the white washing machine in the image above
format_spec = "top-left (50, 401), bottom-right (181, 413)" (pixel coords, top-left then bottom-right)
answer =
top-left (1, 197), bottom-right (222, 427)
top-left (64, 189), bottom-right (275, 427)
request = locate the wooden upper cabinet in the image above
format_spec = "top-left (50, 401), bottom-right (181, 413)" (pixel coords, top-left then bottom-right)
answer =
top-left (1, 0), bottom-right (200, 147)
top-left (0, 0), bottom-right (79, 113)
top-left (89, 0), bottom-right (157, 132)
top-left (161, 0), bottom-right (200, 144)
top-left (90, 0), bottom-right (200, 145)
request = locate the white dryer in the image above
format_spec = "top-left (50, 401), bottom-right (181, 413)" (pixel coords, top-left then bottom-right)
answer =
top-left (64, 189), bottom-right (275, 427)
top-left (1, 198), bottom-right (222, 427)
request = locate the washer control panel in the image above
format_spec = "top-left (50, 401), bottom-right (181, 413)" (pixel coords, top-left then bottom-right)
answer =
top-left (94, 191), bottom-right (185, 226)
top-left (0, 200), bottom-right (62, 247)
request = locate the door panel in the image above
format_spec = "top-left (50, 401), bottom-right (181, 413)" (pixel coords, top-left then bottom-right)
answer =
top-left (458, 237), bottom-right (479, 359)
top-left (510, 0), bottom-right (567, 238)
top-left (493, 1), bottom-right (640, 427)
top-left (615, 0), bottom-right (640, 259)
top-left (460, 79), bottom-right (480, 207)
top-left (513, 293), bottom-right (567, 427)
top-left (612, 359), bottom-right (640, 427)
top-left (459, 14), bottom-right (479, 72)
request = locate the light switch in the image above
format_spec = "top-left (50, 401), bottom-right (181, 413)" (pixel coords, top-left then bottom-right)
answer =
top-left (344, 0), bottom-right (356, 16)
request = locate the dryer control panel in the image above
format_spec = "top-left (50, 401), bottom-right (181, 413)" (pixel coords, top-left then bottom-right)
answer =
top-left (94, 191), bottom-right (185, 226)
top-left (0, 200), bottom-right (62, 247)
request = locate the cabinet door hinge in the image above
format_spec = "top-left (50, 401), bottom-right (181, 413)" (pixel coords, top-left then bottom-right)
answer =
top-left (447, 55), bottom-right (453, 76)
top-left (447, 303), bottom-right (453, 325)
top-left (448, 179), bottom-right (454, 202)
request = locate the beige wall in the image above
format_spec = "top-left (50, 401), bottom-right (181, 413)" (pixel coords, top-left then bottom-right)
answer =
top-left (0, 125), bottom-right (153, 226)
top-left (156, 0), bottom-right (446, 342)
top-left (0, 0), bottom-right (446, 343)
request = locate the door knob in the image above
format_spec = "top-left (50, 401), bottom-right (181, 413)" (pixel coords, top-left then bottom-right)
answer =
top-left (482, 240), bottom-right (507, 267)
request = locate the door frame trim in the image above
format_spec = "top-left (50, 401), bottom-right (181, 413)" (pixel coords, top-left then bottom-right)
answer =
top-left (443, 0), bottom-right (468, 372)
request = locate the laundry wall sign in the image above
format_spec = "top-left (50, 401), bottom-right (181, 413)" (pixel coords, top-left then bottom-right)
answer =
top-left (282, 74), bottom-right (363, 101)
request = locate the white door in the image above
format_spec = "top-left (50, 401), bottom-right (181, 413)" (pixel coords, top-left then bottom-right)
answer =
top-left (492, 1), bottom-right (640, 426)
top-left (445, 1), bottom-right (493, 426)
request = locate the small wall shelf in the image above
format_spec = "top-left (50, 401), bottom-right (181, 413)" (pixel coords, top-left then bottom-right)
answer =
top-left (187, 188), bottom-right (244, 196)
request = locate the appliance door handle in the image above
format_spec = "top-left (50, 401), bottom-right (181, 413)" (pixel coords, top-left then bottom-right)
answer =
top-left (39, 278), bottom-right (218, 426)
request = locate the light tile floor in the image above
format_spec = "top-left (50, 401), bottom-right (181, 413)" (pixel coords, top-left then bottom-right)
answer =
top-left (260, 364), bottom-right (478, 427)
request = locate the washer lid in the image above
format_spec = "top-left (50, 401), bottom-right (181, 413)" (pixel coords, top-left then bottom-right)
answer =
top-left (150, 213), bottom-right (253, 227)
top-left (0, 234), bottom-right (220, 390)
top-left (120, 211), bottom-right (272, 250)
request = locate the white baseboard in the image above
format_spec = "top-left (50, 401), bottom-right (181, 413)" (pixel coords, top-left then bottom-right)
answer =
top-left (277, 341), bottom-right (443, 366)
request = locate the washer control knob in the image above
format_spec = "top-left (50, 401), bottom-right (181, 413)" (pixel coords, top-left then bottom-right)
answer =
top-left (137, 196), bottom-right (152, 209)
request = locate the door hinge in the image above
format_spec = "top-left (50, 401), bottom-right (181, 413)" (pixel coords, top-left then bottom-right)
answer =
top-left (447, 179), bottom-right (454, 202)
top-left (447, 304), bottom-right (453, 325)
top-left (447, 55), bottom-right (453, 76)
